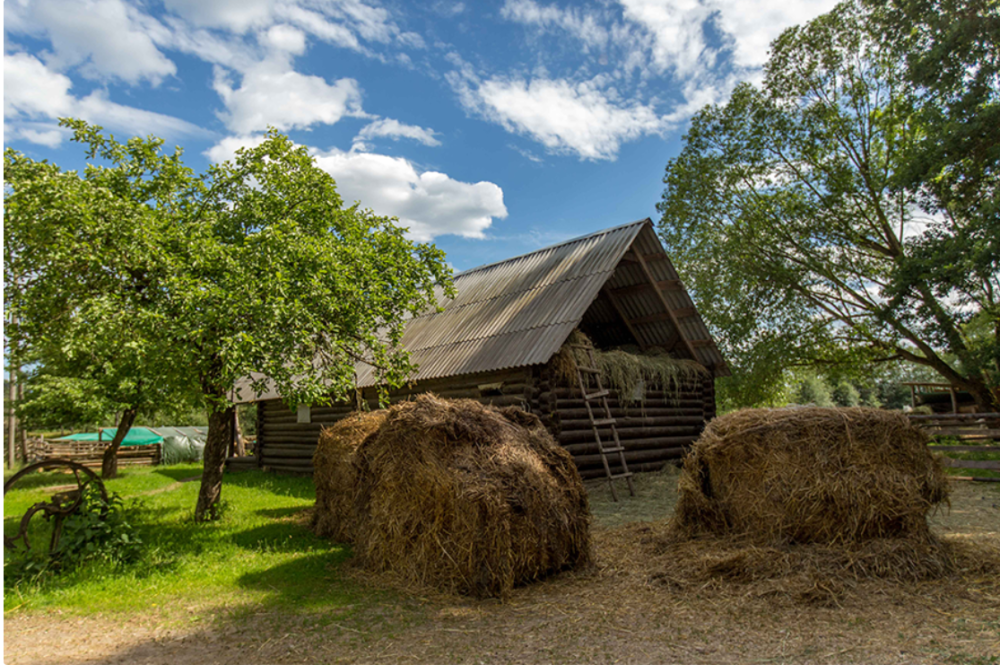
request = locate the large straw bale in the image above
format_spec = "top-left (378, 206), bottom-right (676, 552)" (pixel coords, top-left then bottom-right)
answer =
top-left (311, 411), bottom-right (388, 542)
top-left (673, 407), bottom-right (948, 544)
top-left (315, 394), bottom-right (592, 598)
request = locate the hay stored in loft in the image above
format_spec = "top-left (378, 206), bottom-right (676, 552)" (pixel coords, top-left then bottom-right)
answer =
top-left (551, 330), bottom-right (707, 407)
top-left (673, 407), bottom-right (949, 545)
top-left (317, 394), bottom-right (593, 598)
top-left (311, 410), bottom-right (388, 542)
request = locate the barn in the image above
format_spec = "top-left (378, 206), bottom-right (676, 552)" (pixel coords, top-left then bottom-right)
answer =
top-left (235, 219), bottom-right (728, 479)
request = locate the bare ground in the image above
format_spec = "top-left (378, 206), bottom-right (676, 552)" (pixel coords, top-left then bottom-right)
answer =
top-left (5, 469), bottom-right (1000, 665)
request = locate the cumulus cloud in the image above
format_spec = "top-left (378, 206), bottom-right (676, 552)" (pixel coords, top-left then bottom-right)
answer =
top-left (452, 73), bottom-right (665, 161)
top-left (4, 52), bottom-right (206, 146)
top-left (213, 60), bottom-right (364, 134)
top-left (355, 118), bottom-right (441, 147)
top-left (203, 136), bottom-right (507, 241)
top-left (5, 0), bottom-right (176, 85)
top-left (312, 149), bottom-right (507, 241)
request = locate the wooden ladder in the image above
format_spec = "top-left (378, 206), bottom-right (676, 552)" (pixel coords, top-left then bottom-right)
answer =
top-left (569, 343), bottom-right (635, 502)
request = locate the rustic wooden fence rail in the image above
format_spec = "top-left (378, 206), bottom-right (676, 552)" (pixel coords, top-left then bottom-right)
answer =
top-left (908, 413), bottom-right (1000, 475)
top-left (39, 441), bottom-right (162, 468)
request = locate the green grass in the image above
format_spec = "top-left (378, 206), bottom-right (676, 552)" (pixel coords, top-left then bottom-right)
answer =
top-left (3, 465), bottom-right (377, 620)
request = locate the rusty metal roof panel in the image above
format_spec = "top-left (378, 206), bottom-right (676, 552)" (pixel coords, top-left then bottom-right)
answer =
top-left (234, 219), bottom-right (729, 402)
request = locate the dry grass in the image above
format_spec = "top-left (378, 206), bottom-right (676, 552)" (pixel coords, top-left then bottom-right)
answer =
top-left (551, 329), bottom-right (706, 407)
top-left (313, 394), bottom-right (593, 599)
top-left (311, 410), bottom-right (388, 542)
top-left (644, 407), bottom-right (991, 606)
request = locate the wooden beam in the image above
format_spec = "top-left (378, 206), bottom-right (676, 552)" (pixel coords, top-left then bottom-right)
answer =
top-left (672, 307), bottom-right (697, 319)
top-left (632, 251), bottom-right (699, 361)
top-left (628, 311), bottom-right (672, 326)
top-left (600, 287), bottom-right (647, 350)
top-left (608, 279), bottom-right (683, 297)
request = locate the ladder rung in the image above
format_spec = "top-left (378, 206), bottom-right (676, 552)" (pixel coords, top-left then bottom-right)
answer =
top-left (600, 446), bottom-right (625, 453)
top-left (583, 389), bottom-right (609, 400)
top-left (590, 418), bottom-right (616, 427)
top-left (577, 366), bottom-right (601, 374)
top-left (608, 472), bottom-right (633, 480)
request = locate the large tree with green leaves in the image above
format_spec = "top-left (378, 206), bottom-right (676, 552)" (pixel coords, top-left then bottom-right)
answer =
top-left (5, 122), bottom-right (453, 520)
top-left (658, 0), bottom-right (999, 410)
top-left (5, 133), bottom-right (193, 477)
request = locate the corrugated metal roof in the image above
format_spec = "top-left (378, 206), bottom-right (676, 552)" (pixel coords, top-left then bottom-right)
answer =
top-left (234, 219), bottom-right (728, 403)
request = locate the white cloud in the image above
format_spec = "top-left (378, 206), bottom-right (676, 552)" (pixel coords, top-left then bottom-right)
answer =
top-left (4, 52), bottom-right (207, 146)
top-left (6, 0), bottom-right (176, 85)
top-left (261, 24), bottom-right (307, 55)
top-left (708, 0), bottom-right (840, 69)
top-left (355, 118), bottom-right (441, 147)
top-left (501, 0), bottom-right (609, 50)
top-left (313, 149), bottom-right (507, 241)
top-left (203, 134), bottom-right (269, 163)
top-left (213, 60), bottom-right (364, 134)
top-left (4, 52), bottom-right (75, 118)
top-left (453, 74), bottom-right (664, 161)
top-left (161, 0), bottom-right (278, 33)
top-left (203, 137), bottom-right (507, 241)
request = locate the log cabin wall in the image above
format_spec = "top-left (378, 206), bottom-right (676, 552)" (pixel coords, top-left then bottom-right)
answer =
top-left (536, 362), bottom-right (712, 480)
top-left (256, 362), bottom-right (715, 479)
top-left (256, 367), bottom-right (537, 474)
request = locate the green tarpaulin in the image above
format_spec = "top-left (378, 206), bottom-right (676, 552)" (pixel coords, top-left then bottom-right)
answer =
top-left (54, 427), bottom-right (164, 446)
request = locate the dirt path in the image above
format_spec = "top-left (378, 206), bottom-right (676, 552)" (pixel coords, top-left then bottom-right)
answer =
top-left (5, 478), bottom-right (999, 665)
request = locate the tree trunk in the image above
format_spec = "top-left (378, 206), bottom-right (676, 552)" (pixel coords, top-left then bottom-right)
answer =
top-left (195, 404), bottom-right (235, 522)
top-left (101, 407), bottom-right (138, 479)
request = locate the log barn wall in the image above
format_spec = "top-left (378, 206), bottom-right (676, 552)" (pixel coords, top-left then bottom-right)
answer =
top-left (256, 362), bottom-right (715, 478)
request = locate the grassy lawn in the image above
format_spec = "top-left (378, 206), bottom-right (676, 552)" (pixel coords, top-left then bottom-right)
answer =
top-left (3, 465), bottom-right (380, 620)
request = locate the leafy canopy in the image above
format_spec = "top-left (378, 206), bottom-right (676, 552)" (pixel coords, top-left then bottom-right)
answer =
top-left (658, 0), bottom-right (999, 410)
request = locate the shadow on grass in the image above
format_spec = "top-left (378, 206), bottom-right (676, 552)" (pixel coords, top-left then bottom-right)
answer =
top-left (153, 466), bottom-right (205, 482)
top-left (222, 470), bottom-right (317, 500)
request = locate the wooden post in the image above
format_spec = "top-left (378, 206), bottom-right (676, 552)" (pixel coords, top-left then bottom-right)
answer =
top-left (7, 372), bottom-right (16, 468)
top-left (950, 386), bottom-right (958, 414)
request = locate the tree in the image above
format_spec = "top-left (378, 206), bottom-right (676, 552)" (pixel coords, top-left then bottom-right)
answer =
top-left (831, 381), bottom-right (861, 407)
top-left (5, 134), bottom-right (193, 477)
top-left (658, 0), bottom-right (999, 411)
top-left (794, 375), bottom-right (834, 407)
top-left (6, 120), bottom-right (453, 521)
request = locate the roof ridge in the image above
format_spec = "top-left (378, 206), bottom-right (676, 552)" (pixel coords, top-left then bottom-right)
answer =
top-left (453, 218), bottom-right (651, 278)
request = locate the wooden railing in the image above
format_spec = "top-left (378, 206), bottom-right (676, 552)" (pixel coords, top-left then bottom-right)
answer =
top-left (908, 413), bottom-right (1000, 476)
top-left (41, 441), bottom-right (162, 468)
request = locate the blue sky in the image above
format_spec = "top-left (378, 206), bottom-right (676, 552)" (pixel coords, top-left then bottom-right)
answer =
top-left (4, 0), bottom-right (837, 271)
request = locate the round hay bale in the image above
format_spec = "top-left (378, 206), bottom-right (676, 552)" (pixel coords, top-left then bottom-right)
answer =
top-left (349, 394), bottom-right (592, 599)
top-left (673, 407), bottom-right (949, 545)
top-left (312, 410), bottom-right (388, 542)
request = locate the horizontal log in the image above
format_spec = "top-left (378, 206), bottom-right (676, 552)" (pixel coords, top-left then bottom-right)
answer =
top-left (928, 445), bottom-right (1000, 453)
top-left (942, 458), bottom-right (1000, 470)
top-left (261, 422), bottom-right (326, 432)
top-left (558, 426), bottom-right (702, 445)
top-left (261, 444), bottom-right (318, 454)
top-left (262, 450), bottom-right (316, 461)
top-left (908, 412), bottom-right (1000, 421)
top-left (559, 415), bottom-right (705, 430)
top-left (564, 440), bottom-right (694, 457)
top-left (573, 446), bottom-right (688, 469)
top-left (260, 434), bottom-right (322, 444)
top-left (924, 428), bottom-right (1000, 438)
top-left (263, 463), bottom-right (313, 475)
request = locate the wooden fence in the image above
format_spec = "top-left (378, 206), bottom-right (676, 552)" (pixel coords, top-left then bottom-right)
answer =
top-left (40, 440), bottom-right (162, 469)
top-left (908, 412), bottom-right (1000, 475)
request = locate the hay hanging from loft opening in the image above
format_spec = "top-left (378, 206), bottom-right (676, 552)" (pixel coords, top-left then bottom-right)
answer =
top-left (551, 329), bottom-right (707, 406)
